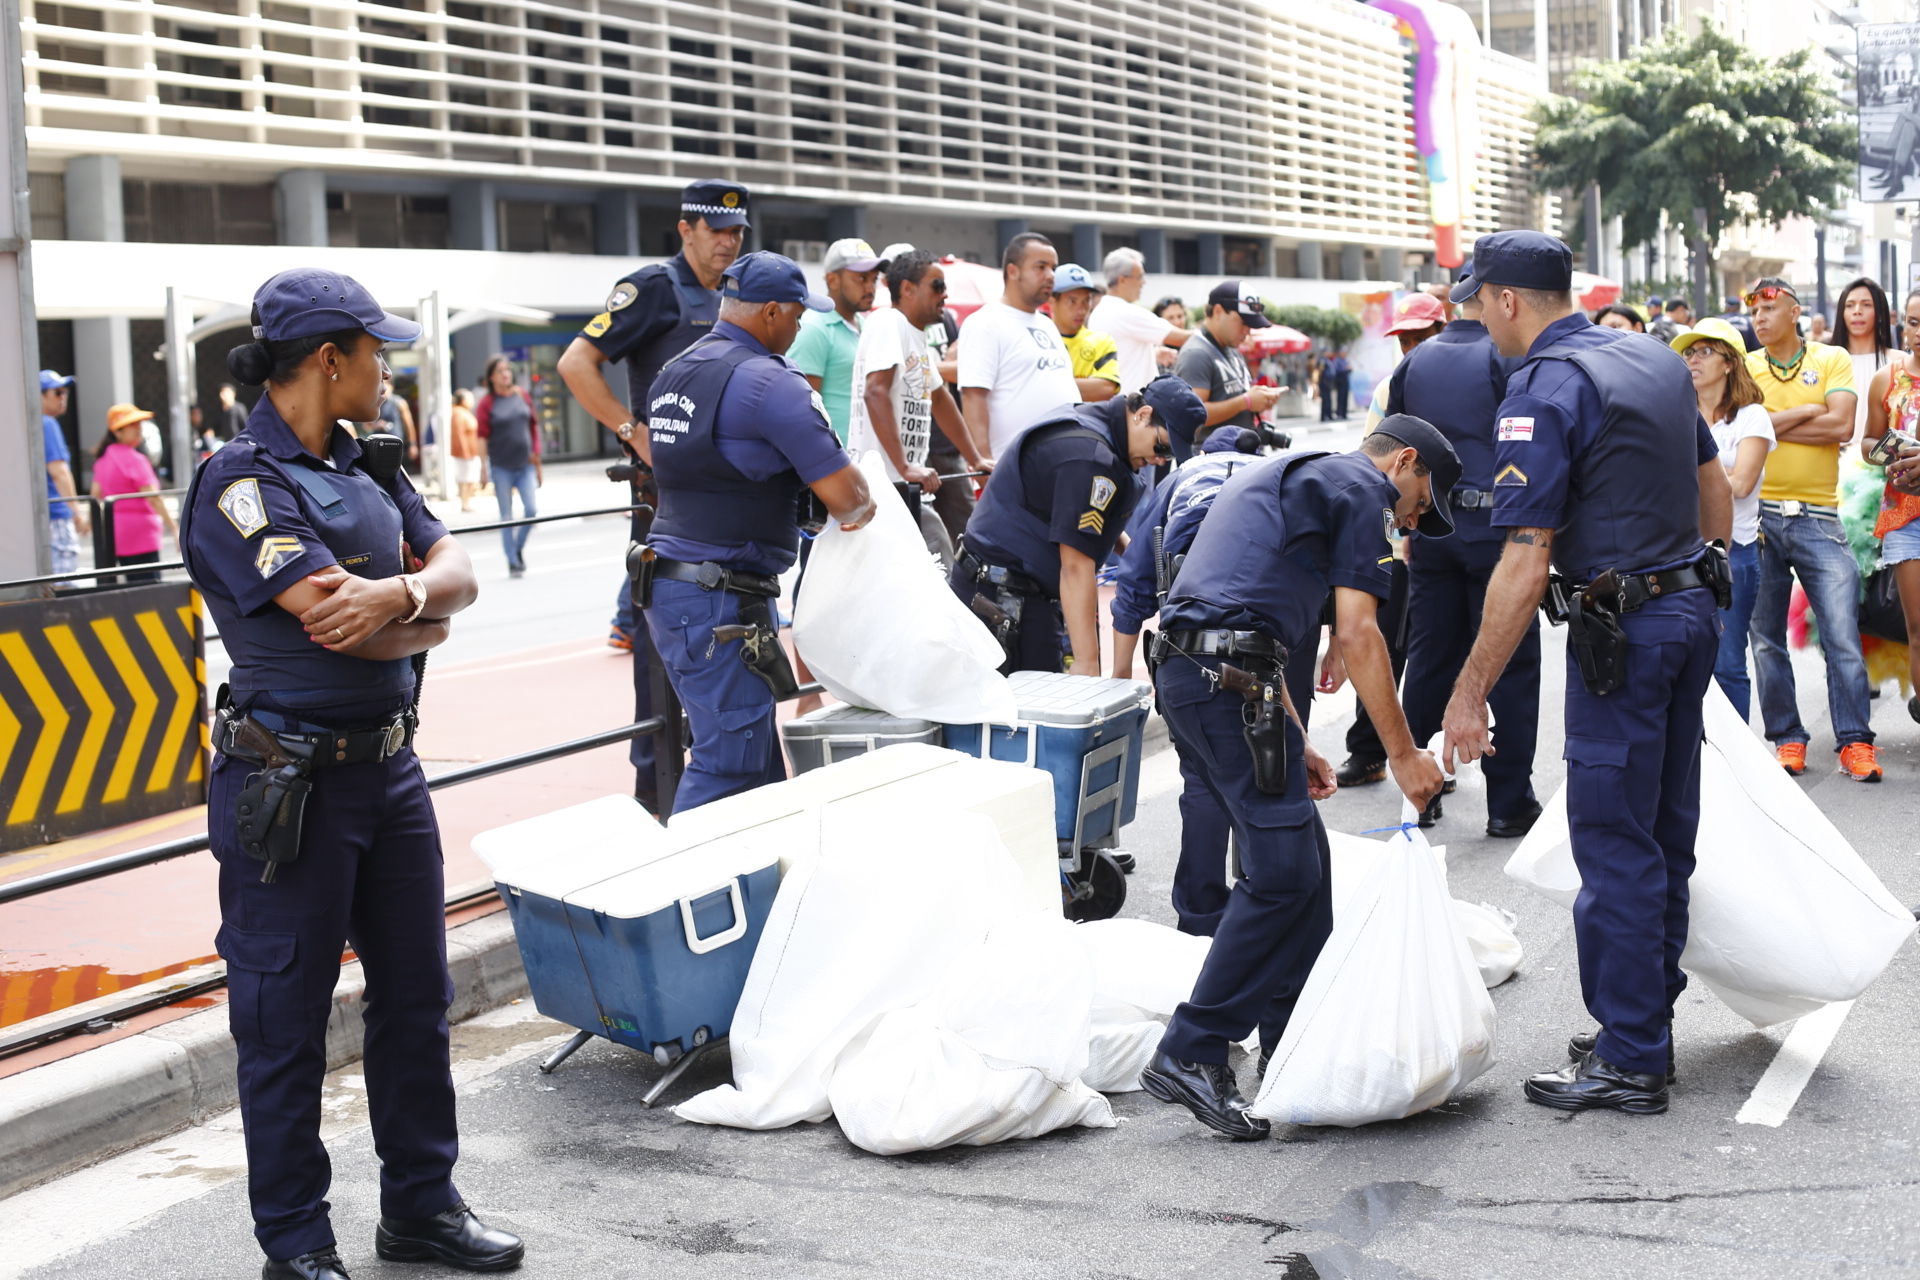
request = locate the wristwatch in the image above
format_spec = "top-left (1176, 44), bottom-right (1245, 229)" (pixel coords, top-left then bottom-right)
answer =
top-left (398, 573), bottom-right (428, 623)
top-left (616, 420), bottom-right (637, 441)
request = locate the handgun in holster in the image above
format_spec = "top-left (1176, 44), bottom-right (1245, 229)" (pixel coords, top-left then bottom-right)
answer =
top-left (970, 589), bottom-right (1024, 672)
top-left (1702, 541), bottom-right (1734, 610)
top-left (628, 541), bottom-right (659, 607)
top-left (219, 702), bottom-right (314, 883)
top-left (1567, 569), bottom-right (1628, 696)
top-left (1225, 661), bottom-right (1290, 795)
top-left (710, 595), bottom-right (800, 699)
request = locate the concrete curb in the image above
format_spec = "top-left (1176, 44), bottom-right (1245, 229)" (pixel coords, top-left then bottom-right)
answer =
top-left (0, 911), bottom-right (528, 1202)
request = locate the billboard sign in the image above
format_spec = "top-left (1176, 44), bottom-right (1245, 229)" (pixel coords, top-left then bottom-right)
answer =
top-left (1860, 22), bottom-right (1920, 202)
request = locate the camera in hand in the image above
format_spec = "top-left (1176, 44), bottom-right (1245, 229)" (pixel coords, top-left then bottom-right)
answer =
top-left (1866, 426), bottom-right (1920, 468)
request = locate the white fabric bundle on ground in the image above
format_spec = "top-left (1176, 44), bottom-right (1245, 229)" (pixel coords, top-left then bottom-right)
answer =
top-left (1075, 918), bottom-right (1212, 1092)
top-left (1328, 829), bottom-right (1522, 989)
top-left (1252, 824), bottom-right (1497, 1127)
top-left (1506, 684), bottom-right (1916, 1027)
top-left (792, 453), bottom-right (1018, 724)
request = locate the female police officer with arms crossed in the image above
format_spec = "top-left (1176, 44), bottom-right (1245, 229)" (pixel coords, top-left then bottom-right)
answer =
top-left (182, 269), bottom-right (519, 1279)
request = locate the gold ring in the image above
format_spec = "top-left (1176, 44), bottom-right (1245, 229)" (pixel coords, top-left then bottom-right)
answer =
top-left (334, 627), bottom-right (345, 642)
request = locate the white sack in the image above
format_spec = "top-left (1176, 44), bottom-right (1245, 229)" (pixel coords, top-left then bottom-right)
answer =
top-left (1329, 830), bottom-right (1522, 989)
top-left (1073, 917), bottom-right (1213, 1092)
top-left (1503, 683), bottom-right (1917, 1027)
top-left (792, 452), bottom-right (1019, 724)
top-left (674, 806), bottom-right (1024, 1129)
top-left (827, 914), bottom-right (1115, 1154)
top-left (1252, 825), bottom-right (1496, 1127)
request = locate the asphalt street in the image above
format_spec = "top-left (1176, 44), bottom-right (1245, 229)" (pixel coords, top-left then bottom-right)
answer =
top-left (16, 437), bottom-right (1920, 1279)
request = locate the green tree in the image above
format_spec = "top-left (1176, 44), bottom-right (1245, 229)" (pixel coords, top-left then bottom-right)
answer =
top-left (1531, 23), bottom-right (1853, 286)
top-left (1267, 303), bottom-right (1362, 347)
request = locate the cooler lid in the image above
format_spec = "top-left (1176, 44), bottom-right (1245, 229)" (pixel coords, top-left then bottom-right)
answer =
top-left (475, 794), bottom-right (675, 900)
top-left (569, 816), bottom-right (792, 920)
top-left (780, 705), bottom-right (940, 741)
top-left (999, 670), bottom-right (1153, 726)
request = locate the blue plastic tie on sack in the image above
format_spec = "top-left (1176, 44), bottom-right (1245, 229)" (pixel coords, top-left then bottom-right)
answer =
top-left (1360, 822), bottom-right (1421, 839)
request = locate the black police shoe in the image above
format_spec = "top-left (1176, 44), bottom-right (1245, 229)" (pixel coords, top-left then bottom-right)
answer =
top-left (1524, 1054), bottom-right (1669, 1114)
top-left (1485, 800), bottom-right (1544, 839)
top-left (1139, 1050), bottom-right (1269, 1141)
top-left (1111, 851), bottom-right (1137, 874)
top-left (1335, 755), bottom-right (1387, 786)
top-left (375, 1202), bottom-right (524, 1272)
top-left (264, 1249), bottom-right (350, 1280)
top-left (1417, 793), bottom-right (1443, 828)
top-left (1567, 1030), bottom-right (1677, 1083)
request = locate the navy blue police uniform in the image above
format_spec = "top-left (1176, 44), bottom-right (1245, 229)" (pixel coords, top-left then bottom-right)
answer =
top-left (1388, 275), bottom-right (1543, 832)
top-left (950, 376), bottom-right (1202, 672)
top-left (1466, 232), bottom-right (1722, 1098)
top-left (578, 179), bottom-right (749, 802)
top-left (1147, 445), bottom-right (1429, 1082)
top-left (1111, 427), bottom-right (1317, 936)
top-left (642, 253), bottom-right (851, 813)
top-left (180, 270), bottom-right (517, 1273)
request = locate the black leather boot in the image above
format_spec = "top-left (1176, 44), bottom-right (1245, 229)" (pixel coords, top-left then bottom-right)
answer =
top-left (1139, 1049), bottom-right (1269, 1141)
top-left (375, 1202), bottom-right (524, 1272)
top-left (263, 1249), bottom-right (350, 1280)
top-left (1485, 799), bottom-right (1544, 839)
top-left (1524, 1054), bottom-right (1669, 1114)
top-left (1335, 755), bottom-right (1387, 786)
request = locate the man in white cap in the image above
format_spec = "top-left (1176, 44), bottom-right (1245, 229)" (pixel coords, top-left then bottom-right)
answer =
top-left (791, 238), bottom-right (883, 443)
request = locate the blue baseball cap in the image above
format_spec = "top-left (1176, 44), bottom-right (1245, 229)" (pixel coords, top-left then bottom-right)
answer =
top-left (1449, 231), bottom-right (1572, 302)
top-left (681, 179), bottom-right (750, 230)
top-left (39, 369), bottom-right (73, 392)
top-left (252, 268), bottom-right (421, 344)
top-left (1141, 374), bottom-right (1208, 441)
top-left (721, 252), bottom-right (833, 311)
top-left (1052, 263), bottom-right (1103, 294)
top-left (1369, 413), bottom-right (1462, 538)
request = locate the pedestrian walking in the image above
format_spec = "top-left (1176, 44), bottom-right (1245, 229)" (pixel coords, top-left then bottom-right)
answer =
top-left (1860, 287), bottom-right (1920, 719)
top-left (556, 178), bottom-right (749, 812)
top-left (40, 369), bottom-right (87, 577)
top-left (91, 403), bottom-right (177, 583)
top-left (475, 354), bottom-right (542, 578)
top-left (1087, 247), bottom-right (1191, 393)
top-left (449, 388), bottom-right (481, 512)
top-left (1742, 277), bottom-right (1878, 780)
top-left (1835, 277), bottom-right (1894, 445)
top-left (1051, 263), bottom-right (1120, 403)
top-left (1139, 420), bottom-right (1452, 1139)
top-left (177, 267), bottom-right (510, 1280)
top-left (1440, 230), bottom-right (1733, 1116)
top-left (1171, 281), bottom-right (1279, 461)
top-left (791, 237), bottom-right (883, 443)
top-left (367, 368), bottom-right (418, 466)
top-left (216, 382), bottom-right (250, 440)
top-left (958, 232), bottom-right (1080, 458)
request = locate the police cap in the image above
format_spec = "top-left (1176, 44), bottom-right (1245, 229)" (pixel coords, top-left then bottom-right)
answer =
top-left (1140, 374), bottom-right (1208, 441)
top-left (682, 179), bottom-right (751, 230)
top-left (1449, 231), bottom-right (1572, 303)
top-left (721, 251), bottom-right (833, 311)
top-left (1369, 413), bottom-right (1461, 537)
top-left (252, 268), bottom-right (421, 344)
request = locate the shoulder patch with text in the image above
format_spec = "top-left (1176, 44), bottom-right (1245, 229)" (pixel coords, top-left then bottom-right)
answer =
top-left (217, 478), bottom-right (267, 538)
top-left (1494, 463), bottom-right (1529, 488)
top-left (1497, 416), bottom-right (1535, 442)
top-left (254, 536), bottom-right (305, 579)
top-left (606, 282), bottom-right (638, 312)
top-left (1090, 476), bottom-right (1117, 511)
top-left (808, 389), bottom-right (830, 427)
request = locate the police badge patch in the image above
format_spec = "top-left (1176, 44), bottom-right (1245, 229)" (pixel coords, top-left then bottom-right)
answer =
top-left (1090, 476), bottom-right (1117, 511)
top-left (606, 283), bottom-right (638, 312)
top-left (218, 478), bottom-right (268, 538)
top-left (254, 536), bottom-right (305, 579)
top-left (808, 389), bottom-right (830, 427)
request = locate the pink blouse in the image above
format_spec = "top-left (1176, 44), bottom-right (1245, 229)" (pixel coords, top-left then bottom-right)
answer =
top-left (94, 442), bottom-right (164, 556)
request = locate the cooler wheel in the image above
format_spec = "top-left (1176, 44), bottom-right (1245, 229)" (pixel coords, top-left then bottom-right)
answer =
top-left (1063, 851), bottom-right (1128, 922)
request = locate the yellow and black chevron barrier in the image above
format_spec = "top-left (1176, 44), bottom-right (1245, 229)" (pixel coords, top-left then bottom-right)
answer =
top-left (0, 583), bottom-right (207, 853)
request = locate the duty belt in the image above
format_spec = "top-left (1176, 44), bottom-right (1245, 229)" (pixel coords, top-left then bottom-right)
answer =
top-left (1574, 562), bottom-right (1713, 615)
top-left (1157, 628), bottom-right (1289, 666)
top-left (215, 706), bottom-right (413, 768)
top-left (1759, 499), bottom-right (1839, 518)
top-left (1450, 487), bottom-right (1496, 510)
top-left (957, 550), bottom-right (1049, 599)
top-left (654, 557), bottom-right (781, 597)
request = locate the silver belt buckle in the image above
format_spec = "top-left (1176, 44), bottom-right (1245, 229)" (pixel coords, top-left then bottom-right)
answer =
top-left (383, 721), bottom-right (407, 759)
top-left (1780, 500), bottom-right (1804, 517)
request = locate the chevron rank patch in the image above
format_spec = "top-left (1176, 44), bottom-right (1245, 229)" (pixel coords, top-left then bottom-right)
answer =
top-left (584, 312), bottom-right (613, 338)
top-left (606, 282), bottom-right (638, 312)
top-left (1494, 463), bottom-right (1529, 487)
top-left (1090, 475), bottom-right (1117, 511)
top-left (1078, 510), bottom-right (1105, 535)
top-left (217, 478), bottom-right (267, 538)
top-left (254, 536), bottom-right (305, 579)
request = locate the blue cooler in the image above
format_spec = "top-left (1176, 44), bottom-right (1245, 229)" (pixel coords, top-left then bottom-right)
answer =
top-left (942, 671), bottom-right (1153, 852)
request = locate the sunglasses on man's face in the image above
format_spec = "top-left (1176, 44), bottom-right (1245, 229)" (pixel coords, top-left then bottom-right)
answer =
top-left (1744, 285), bottom-right (1796, 307)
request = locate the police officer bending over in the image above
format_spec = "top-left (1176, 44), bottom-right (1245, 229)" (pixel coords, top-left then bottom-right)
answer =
top-left (633, 252), bottom-right (875, 813)
top-left (951, 374), bottom-right (1205, 675)
top-left (1439, 231), bottom-right (1733, 1116)
top-left (181, 270), bottom-right (517, 1278)
top-left (1138, 417), bottom-right (1453, 1140)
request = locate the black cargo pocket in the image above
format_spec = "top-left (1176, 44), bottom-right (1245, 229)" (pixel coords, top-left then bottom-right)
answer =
top-left (711, 705), bottom-right (773, 777)
top-left (1563, 734), bottom-right (1631, 822)
top-left (216, 923), bottom-right (300, 1049)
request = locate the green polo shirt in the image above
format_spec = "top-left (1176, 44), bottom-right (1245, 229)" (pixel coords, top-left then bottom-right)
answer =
top-left (788, 307), bottom-right (862, 443)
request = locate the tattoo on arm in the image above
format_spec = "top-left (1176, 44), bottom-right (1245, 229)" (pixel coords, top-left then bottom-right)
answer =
top-left (1505, 527), bottom-right (1554, 547)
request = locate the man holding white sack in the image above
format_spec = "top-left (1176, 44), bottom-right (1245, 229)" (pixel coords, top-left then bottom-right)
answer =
top-left (1440, 231), bottom-right (1733, 1116)
top-left (1139, 418), bottom-right (1452, 1140)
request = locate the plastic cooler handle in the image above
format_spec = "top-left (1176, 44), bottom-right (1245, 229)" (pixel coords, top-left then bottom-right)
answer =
top-left (679, 879), bottom-right (749, 954)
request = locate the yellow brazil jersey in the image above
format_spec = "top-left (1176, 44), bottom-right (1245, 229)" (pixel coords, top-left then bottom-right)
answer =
top-left (1749, 341), bottom-right (1855, 507)
top-left (1062, 327), bottom-right (1120, 387)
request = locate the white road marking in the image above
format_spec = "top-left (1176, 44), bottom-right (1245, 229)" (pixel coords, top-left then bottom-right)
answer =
top-left (0, 1002), bottom-right (570, 1279)
top-left (1735, 999), bottom-right (1854, 1128)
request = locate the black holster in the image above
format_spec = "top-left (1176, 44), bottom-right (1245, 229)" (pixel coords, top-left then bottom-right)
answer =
top-left (970, 588), bottom-right (1025, 671)
top-left (1702, 541), bottom-right (1734, 610)
top-left (222, 708), bottom-right (314, 882)
top-left (1242, 667), bottom-right (1290, 795)
top-left (721, 594), bottom-right (799, 699)
top-left (628, 541), bottom-right (658, 608)
top-left (1566, 598), bottom-right (1627, 695)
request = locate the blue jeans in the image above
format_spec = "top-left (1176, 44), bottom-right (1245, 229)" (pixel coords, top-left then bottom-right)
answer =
top-left (1751, 510), bottom-right (1875, 749)
top-left (492, 464), bottom-right (537, 567)
top-left (1713, 538), bottom-right (1761, 721)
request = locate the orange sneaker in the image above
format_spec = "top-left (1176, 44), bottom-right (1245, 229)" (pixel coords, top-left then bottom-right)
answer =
top-left (1840, 741), bottom-right (1883, 783)
top-left (1775, 742), bottom-right (1807, 775)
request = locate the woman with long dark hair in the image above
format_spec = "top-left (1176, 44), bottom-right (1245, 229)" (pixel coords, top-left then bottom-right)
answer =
top-left (1836, 277), bottom-right (1894, 444)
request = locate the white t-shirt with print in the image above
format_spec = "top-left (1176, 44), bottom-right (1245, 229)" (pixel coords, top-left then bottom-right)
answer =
top-left (849, 307), bottom-right (935, 484)
top-left (956, 300), bottom-right (1080, 456)
top-left (1711, 402), bottom-right (1777, 545)
top-left (1089, 294), bottom-right (1178, 394)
